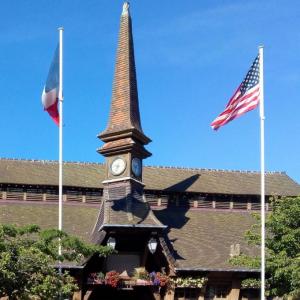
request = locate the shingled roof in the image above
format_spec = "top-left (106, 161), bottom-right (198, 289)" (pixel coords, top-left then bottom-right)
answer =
top-left (0, 201), bottom-right (259, 271)
top-left (0, 201), bottom-right (97, 242)
top-left (154, 208), bottom-right (259, 271)
top-left (1, 158), bottom-right (299, 196)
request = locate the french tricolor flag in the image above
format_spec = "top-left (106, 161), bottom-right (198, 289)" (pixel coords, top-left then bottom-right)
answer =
top-left (41, 46), bottom-right (59, 125)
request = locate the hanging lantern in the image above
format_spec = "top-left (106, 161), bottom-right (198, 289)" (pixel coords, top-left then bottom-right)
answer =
top-left (148, 237), bottom-right (158, 254)
top-left (107, 237), bottom-right (116, 249)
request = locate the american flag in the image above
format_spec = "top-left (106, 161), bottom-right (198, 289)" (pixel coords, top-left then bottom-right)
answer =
top-left (211, 55), bottom-right (260, 130)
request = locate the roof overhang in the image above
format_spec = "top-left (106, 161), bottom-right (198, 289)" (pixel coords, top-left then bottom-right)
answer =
top-left (99, 224), bottom-right (167, 231)
top-left (53, 264), bottom-right (84, 270)
top-left (175, 267), bottom-right (260, 273)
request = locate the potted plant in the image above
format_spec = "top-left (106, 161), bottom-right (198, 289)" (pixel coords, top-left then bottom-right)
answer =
top-left (241, 278), bottom-right (261, 289)
top-left (155, 272), bottom-right (169, 287)
top-left (105, 271), bottom-right (120, 288)
top-left (133, 267), bottom-right (151, 285)
top-left (149, 271), bottom-right (161, 286)
top-left (171, 276), bottom-right (207, 288)
top-left (87, 272), bottom-right (105, 284)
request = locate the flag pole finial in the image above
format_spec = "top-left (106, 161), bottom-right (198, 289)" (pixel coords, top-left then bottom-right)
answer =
top-left (58, 26), bottom-right (64, 31)
top-left (122, 2), bottom-right (130, 15)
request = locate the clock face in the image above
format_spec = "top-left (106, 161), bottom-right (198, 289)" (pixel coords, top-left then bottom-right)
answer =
top-left (110, 157), bottom-right (126, 176)
top-left (132, 157), bottom-right (142, 177)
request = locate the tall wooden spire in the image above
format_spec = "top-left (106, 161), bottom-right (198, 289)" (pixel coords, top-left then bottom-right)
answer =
top-left (98, 2), bottom-right (151, 157)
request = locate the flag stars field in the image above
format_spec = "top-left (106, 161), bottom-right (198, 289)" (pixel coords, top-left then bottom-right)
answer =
top-left (211, 54), bottom-right (260, 130)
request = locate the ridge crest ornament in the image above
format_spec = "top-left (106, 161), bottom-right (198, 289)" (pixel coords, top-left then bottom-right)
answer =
top-left (122, 2), bottom-right (129, 15)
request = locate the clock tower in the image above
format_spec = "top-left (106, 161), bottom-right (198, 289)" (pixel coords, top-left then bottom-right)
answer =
top-left (92, 2), bottom-right (164, 242)
top-left (98, 1), bottom-right (151, 185)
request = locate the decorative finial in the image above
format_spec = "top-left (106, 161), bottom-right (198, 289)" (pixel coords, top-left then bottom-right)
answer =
top-left (122, 2), bottom-right (129, 15)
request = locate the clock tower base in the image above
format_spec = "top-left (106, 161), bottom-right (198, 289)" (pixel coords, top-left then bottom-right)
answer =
top-left (102, 178), bottom-right (152, 225)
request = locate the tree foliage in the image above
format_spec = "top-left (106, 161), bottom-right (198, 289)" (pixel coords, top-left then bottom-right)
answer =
top-left (0, 224), bottom-right (114, 299)
top-left (230, 196), bottom-right (300, 299)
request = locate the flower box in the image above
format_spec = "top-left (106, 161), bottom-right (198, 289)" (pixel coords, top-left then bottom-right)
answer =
top-left (122, 279), bottom-right (136, 286)
top-left (136, 279), bottom-right (152, 286)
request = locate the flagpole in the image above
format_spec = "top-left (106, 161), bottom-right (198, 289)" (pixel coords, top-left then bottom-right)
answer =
top-left (58, 27), bottom-right (64, 274)
top-left (259, 46), bottom-right (265, 300)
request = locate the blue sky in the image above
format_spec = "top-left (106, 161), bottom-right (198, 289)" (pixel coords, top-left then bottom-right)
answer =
top-left (0, 0), bottom-right (299, 183)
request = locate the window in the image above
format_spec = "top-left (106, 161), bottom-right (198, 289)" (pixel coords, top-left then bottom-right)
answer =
top-left (204, 285), bottom-right (230, 300)
top-left (105, 254), bottom-right (140, 276)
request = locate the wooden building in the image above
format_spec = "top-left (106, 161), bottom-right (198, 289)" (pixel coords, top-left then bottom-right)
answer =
top-left (1, 3), bottom-right (300, 300)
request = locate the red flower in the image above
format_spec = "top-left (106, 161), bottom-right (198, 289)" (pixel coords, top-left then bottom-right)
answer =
top-left (105, 271), bottom-right (120, 288)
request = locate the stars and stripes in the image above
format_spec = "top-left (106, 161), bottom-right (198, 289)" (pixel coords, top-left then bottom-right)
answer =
top-left (41, 45), bottom-right (60, 125)
top-left (211, 55), bottom-right (260, 130)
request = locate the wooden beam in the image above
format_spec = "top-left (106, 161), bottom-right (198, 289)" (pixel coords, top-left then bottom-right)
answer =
top-left (141, 245), bottom-right (149, 267)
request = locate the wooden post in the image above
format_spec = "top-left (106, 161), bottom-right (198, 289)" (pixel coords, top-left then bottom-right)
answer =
top-left (198, 285), bottom-right (207, 300)
top-left (83, 289), bottom-right (93, 300)
top-left (164, 289), bottom-right (175, 300)
top-left (153, 291), bottom-right (161, 300)
top-left (72, 290), bottom-right (82, 300)
top-left (158, 197), bottom-right (162, 206)
top-left (247, 201), bottom-right (252, 210)
top-left (228, 279), bottom-right (241, 300)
